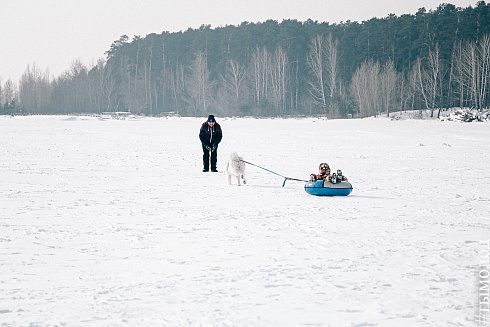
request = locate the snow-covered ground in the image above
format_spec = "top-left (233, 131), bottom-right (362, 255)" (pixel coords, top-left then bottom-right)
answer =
top-left (0, 115), bottom-right (488, 326)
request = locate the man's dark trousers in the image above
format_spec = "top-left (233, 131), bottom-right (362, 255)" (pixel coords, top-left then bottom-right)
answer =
top-left (202, 145), bottom-right (218, 171)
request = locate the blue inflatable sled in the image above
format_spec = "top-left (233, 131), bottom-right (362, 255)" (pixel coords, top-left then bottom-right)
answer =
top-left (304, 180), bottom-right (353, 196)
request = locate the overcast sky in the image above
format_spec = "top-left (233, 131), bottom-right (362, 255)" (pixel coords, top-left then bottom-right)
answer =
top-left (0, 0), bottom-right (478, 84)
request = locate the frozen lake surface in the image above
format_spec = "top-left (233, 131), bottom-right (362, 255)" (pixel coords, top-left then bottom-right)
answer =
top-left (0, 115), bottom-right (488, 326)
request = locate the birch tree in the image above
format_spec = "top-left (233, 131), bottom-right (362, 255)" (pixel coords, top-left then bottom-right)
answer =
top-left (451, 37), bottom-right (490, 110)
top-left (458, 36), bottom-right (490, 110)
top-left (160, 37), bottom-right (172, 113)
top-left (186, 51), bottom-right (211, 115)
top-left (250, 46), bottom-right (270, 109)
top-left (412, 57), bottom-right (430, 111)
top-left (426, 44), bottom-right (444, 116)
top-left (325, 33), bottom-right (339, 98)
top-left (350, 61), bottom-right (381, 117)
top-left (477, 34), bottom-right (490, 109)
top-left (307, 34), bottom-right (327, 111)
top-left (307, 33), bottom-right (339, 113)
top-left (94, 58), bottom-right (116, 112)
top-left (269, 46), bottom-right (289, 115)
top-left (380, 60), bottom-right (397, 116)
top-left (467, 42), bottom-right (479, 109)
top-left (449, 40), bottom-right (462, 108)
top-left (221, 59), bottom-right (247, 114)
top-left (170, 61), bottom-right (185, 113)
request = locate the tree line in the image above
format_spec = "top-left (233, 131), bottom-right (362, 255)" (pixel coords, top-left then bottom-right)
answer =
top-left (1, 1), bottom-right (490, 118)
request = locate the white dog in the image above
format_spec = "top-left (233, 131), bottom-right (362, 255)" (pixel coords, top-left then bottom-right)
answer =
top-left (225, 152), bottom-right (246, 186)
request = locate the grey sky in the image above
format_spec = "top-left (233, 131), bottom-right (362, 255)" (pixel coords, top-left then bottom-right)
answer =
top-left (0, 0), bottom-right (478, 83)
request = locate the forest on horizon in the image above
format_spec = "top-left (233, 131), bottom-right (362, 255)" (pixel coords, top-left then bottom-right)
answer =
top-left (1, 1), bottom-right (490, 118)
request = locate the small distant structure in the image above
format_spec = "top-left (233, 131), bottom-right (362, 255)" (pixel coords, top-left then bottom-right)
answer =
top-left (100, 111), bottom-right (131, 120)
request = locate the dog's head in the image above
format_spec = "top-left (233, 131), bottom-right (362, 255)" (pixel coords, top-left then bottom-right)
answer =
top-left (229, 152), bottom-right (239, 160)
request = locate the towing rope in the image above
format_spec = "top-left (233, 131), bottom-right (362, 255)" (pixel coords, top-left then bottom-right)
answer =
top-left (240, 159), bottom-right (308, 187)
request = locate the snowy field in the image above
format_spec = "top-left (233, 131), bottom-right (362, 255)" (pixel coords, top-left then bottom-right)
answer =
top-left (0, 115), bottom-right (489, 326)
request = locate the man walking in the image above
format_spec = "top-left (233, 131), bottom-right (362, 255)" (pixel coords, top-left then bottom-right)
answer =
top-left (199, 115), bottom-right (222, 172)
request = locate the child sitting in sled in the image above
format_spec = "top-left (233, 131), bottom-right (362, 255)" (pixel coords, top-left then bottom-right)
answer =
top-left (309, 162), bottom-right (348, 183)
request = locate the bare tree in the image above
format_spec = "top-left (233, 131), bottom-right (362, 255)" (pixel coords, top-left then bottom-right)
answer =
top-left (478, 34), bottom-right (490, 109)
top-left (3, 79), bottom-right (17, 109)
top-left (307, 35), bottom-right (327, 111)
top-left (159, 37), bottom-right (171, 113)
top-left (0, 78), bottom-right (17, 113)
top-left (462, 45), bottom-right (478, 111)
top-left (325, 33), bottom-right (339, 98)
top-left (412, 57), bottom-right (430, 112)
top-left (146, 40), bottom-right (154, 115)
top-left (221, 59), bottom-right (247, 114)
top-left (307, 33), bottom-right (339, 114)
top-left (458, 35), bottom-right (490, 110)
top-left (380, 60), bottom-right (397, 116)
top-left (186, 51), bottom-right (212, 115)
top-left (69, 59), bottom-right (90, 112)
top-left (407, 64), bottom-right (419, 110)
top-left (250, 46), bottom-right (270, 109)
top-left (170, 61), bottom-right (185, 113)
top-left (350, 60), bottom-right (381, 117)
top-left (93, 58), bottom-right (116, 112)
top-left (451, 37), bottom-right (490, 110)
top-left (426, 44), bottom-right (445, 116)
top-left (225, 59), bottom-right (246, 102)
top-left (448, 41), bottom-right (459, 109)
top-left (269, 46), bottom-right (289, 115)
top-left (19, 63), bottom-right (52, 113)
top-left (398, 71), bottom-right (413, 112)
